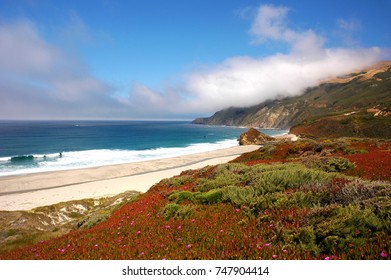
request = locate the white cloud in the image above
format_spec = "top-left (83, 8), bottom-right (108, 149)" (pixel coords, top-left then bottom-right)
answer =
top-left (124, 4), bottom-right (386, 117)
top-left (0, 19), bottom-right (191, 120)
top-left (126, 82), bottom-right (192, 118)
top-left (249, 4), bottom-right (294, 43)
top-left (0, 20), bottom-right (127, 119)
top-left (0, 21), bottom-right (58, 78)
top-left (249, 4), bottom-right (326, 53)
top-left (178, 4), bottom-right (385, 113)
top-left (183, 47), bottom-right (382, 112)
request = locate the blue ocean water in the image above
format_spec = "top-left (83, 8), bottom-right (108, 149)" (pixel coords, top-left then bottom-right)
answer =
top-left (0, 120), bottom-right (287, 176)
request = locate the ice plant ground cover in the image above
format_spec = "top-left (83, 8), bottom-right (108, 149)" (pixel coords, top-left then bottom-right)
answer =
top-left (0, 138), bottom-right (390, 259)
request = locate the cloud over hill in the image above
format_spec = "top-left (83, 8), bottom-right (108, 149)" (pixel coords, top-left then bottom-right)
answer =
top-left (178, 4), bottom-right (385, 113)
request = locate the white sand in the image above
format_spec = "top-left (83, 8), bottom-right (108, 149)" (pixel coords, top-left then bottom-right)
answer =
top-left (0, 145), bottom-right (260, 211)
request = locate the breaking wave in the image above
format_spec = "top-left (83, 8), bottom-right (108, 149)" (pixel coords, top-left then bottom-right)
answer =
top-left (0, 139), bottom-right (239, 177)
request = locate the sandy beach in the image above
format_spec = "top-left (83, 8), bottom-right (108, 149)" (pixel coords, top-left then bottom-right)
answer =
top-left (0, 145), bottom-right (260, 211)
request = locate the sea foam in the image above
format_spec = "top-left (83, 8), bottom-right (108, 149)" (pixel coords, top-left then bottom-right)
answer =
top-left (0, 139), bottom-right (239, 177)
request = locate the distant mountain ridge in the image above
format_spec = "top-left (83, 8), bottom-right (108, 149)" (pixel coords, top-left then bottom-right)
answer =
top-left (192, 61), bottom-right (391, 138)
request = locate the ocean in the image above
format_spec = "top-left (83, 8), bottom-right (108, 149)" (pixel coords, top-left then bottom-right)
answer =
top-left (0, 120), bottom-right (287, 176)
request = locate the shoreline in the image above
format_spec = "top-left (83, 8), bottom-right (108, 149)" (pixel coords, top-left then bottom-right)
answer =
top-left (0, 145), bottom-right (260, 211)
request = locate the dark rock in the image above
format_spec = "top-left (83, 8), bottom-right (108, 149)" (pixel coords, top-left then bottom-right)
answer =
top-left (239, 128), bottom-right (275, 145)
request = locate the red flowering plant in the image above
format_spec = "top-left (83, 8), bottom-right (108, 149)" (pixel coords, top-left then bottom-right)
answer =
top-left (1, 138), bottom-right (389, 260)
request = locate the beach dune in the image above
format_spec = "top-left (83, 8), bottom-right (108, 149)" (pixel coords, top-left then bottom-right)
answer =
top-left (0, 145), bottom-right (259, 211)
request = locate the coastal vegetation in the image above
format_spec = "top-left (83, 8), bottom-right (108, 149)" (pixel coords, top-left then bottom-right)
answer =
top-left (0, 137), bottom-right (389, 259)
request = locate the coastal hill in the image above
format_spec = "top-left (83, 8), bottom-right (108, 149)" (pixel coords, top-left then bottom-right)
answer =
top-left (192, 61), bottom-right (391, 138)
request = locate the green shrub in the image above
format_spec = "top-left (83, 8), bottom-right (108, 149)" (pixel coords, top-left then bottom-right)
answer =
top-left (246, 194), bottom-right (276, 216)
top-left (163, 203), bottom-right (180, 220)
top-left (319, 205), bottom-right (383, 235)
top-left (196, 164), bottom-right (249, 192)
top-left (252, 165), bottom-right (336, 194)
top-left (196, 175), bottom-right (241, 192)
top-left (292, 226), bottom-right (320, 255)
top-left (276, 191), bottom-right (319, 209)
top-left (195, 189), bottom-right (224, 204)
top-left (345, 149), bottom-right (368, 155)
top-left (168, 191), bottom-right (197, 204)
top-left (324, 158), bottom-right (355, 172)
top-left (365, 197), bottom-right (391, 232)
top-left (192, 163), bottom-right (342, 213)
top-left (295, 204), bottom-right (386, 255)
top-left (222, 186), bottom-right (257, 207)
top-left (77, 211), bottom-right (111, 230)
top-left (163, 203), bottom-right (193, 220)
top-left (166, 175), bottom-right (194, 187)
top-left (196, 162), bottom-right (337, 195)
top-left (215, 163), bottom-right (249, 175)
top-left (300, 157), bottom-right (355, 172)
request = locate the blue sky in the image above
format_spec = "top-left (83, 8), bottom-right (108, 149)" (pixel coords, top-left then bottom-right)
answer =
top-left (0, 0), bottom-right (390, 120)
